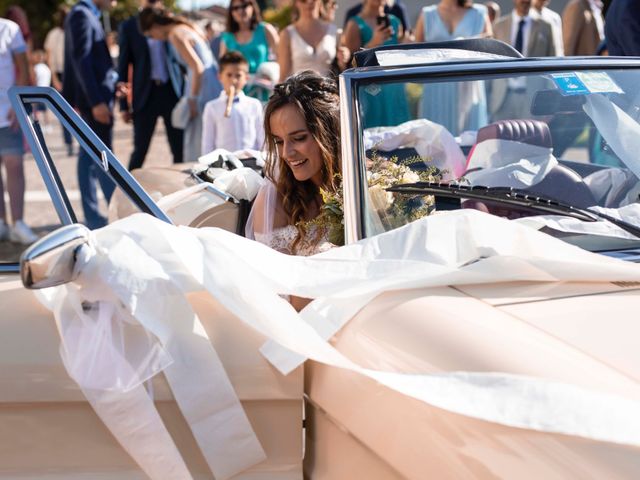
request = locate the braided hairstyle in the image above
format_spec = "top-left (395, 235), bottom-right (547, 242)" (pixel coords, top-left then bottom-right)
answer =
top-left (264, 71), bottom-right (341, 252)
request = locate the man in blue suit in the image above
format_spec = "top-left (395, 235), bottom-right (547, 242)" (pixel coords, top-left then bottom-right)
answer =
top-left (117, 0), bottom-right (184, 171)
top-left (605, 0), bottom-right (640, 56)
top-left (63, 0), bottom-right (116, 229)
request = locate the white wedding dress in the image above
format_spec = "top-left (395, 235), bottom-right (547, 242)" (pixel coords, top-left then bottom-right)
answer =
top-left (247, 181), bottom-right (335, 256)
top-left (255, 225), bottom-right (334, 256)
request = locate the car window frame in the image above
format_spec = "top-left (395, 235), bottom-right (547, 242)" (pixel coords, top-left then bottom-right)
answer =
top-left (339, 57), bottom-right (640, 244)
top-left (0, 86), bottom-right (172, 273)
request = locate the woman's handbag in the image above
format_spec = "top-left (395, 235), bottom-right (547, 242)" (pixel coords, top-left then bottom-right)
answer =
top-left (171, 96), bottom-right (191, 129)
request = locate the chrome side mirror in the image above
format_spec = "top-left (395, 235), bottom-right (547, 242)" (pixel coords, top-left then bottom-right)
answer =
top-left (20, 224), bottom-right (91, 289)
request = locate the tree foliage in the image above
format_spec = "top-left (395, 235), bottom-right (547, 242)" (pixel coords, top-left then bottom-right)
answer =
top-left (0, 0), bottom-right (176, 48)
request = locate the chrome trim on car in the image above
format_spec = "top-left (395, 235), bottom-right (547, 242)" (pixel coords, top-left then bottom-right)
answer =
top-left (341, 57), bottom-right (640, 82)
top-left (600, 249), bottom-right (640, 263)
top-left (339, 56), bottom-right (640, 242)
top-left (189, 170), bottom-right (236, 203)
top-left (204, 184), bottom-right (234, 203)
top-left (9, 88), bottom-right (75, 225)
top-left (8, 86), bottom-right (172, 226)
top-left (339, 74), bottom-right (364, 244)
top-left (20, 223), bottom-right (91, 289)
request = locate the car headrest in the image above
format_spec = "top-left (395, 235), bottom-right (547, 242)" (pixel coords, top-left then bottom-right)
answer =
top-left (476, 119), bottom-right (553, 149)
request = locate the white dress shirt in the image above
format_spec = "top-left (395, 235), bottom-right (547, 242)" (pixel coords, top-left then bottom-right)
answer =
top-left (510, 11), bottom-right (532, 56)
top-left (0, 19), bottom-right (26, 129)
top-left (540, 6), bottom-right (564, 56)
top-left (587, 0), bottom-right (605, 40)
top-left (509, 12), bottom-right (532, 91)
top-left (201, 90), bottom-right (265, 155)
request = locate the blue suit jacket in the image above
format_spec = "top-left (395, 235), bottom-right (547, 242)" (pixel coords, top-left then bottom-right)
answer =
top-left (63, 0), bottom-right (115, 113)
top-left (605, 0), bottom-right (640, 56)
top-left (117, 15), bottom-right (152, 113)
top-left (117, 15), bottom-right (183, 113)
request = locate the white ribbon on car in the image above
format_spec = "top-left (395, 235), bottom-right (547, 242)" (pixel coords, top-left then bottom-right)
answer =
top-left (38, 229), bottom-right (267, 480)
top-left (363, 118), bottom-right (467, 179)
top-left (39, 209), bottom-right (640, 479)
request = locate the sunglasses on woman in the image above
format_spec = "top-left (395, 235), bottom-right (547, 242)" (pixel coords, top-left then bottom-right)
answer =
top-left (230, 2), bottom-right (252, 12)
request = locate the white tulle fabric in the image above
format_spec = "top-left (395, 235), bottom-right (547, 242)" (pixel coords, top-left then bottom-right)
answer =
top-left (37, 209), bottom-right (640, 479)
top-left (245, 180), bottom-right (333, 256)
top-left (363, 118), bottom-right (467, 180)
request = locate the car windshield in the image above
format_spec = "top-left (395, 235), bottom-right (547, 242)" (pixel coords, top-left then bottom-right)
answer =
top-left (356, 67), bottom-right (640, 251)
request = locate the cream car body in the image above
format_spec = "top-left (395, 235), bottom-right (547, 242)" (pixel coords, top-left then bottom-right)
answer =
top-left (2, 40), bottom-right (640, 478)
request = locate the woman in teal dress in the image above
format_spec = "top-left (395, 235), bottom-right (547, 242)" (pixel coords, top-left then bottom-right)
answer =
top-left (415, 0), bottom-right (491, 135)
top-left (343, 0), bottom-right (410, 129)
top-left (219, 0), bottom-right (279, 101)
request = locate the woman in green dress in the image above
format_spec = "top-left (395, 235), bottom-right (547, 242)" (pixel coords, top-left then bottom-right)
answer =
top-left (219, 0), bottom-right (279, 100)
top-left (343, 0), bottom-right (410, 129)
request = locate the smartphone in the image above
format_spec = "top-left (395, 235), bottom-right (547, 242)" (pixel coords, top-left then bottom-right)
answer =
top-left (376, 15), bottom-right (390, 29)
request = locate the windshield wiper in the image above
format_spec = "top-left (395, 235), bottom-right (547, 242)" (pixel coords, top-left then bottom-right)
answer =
top-left (388, 182), bottom-right (640, 239)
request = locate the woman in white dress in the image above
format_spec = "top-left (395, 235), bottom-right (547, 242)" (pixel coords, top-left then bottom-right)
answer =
top-left (277, 0), bottom-right (349, 82)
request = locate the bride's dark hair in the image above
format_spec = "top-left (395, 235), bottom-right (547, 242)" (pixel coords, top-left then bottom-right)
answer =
top-left (263, 71), bottom-right (341, 252)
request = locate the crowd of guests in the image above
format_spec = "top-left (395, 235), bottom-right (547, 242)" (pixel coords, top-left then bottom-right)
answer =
top-left (0, 0), bottom-right (638, 246)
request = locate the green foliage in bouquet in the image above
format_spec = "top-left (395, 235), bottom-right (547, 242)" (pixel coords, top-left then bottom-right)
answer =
top-left (305, 153), bottom-right (442, 247)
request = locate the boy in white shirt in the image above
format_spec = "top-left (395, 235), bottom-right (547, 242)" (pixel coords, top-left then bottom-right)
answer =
top-left (201, 51), bottom-right (264, 156)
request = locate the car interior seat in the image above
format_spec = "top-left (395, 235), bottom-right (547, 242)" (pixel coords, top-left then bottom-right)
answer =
top-left (476, 119), bottom-right (553, 148)
top-left (475, 119), bottom-right (597, 208)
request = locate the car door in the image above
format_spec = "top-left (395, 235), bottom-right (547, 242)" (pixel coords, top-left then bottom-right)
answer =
top-left (0, 86), bottom-right (171, 474)
top-left (0, 87), bottom-right (304, 478)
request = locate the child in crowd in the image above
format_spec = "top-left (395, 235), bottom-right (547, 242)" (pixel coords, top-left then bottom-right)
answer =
top-left (201, 51), bottom-right (264, 155)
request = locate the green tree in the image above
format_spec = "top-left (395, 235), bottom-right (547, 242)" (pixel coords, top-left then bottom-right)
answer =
top-left (0, 0), bottom-right (176, 48)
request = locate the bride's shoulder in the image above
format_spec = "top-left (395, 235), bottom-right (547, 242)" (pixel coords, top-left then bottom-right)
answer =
top-left (254, 182), bottom-right (288, 229)
top-left (253, 182), bottom-right (289, 230)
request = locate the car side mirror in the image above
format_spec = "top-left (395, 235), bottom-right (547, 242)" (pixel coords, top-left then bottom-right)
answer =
top-left (20, 224), bottom-right (91, 289)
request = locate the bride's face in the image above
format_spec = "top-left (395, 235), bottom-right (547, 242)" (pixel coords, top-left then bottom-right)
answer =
top-left (270, 104), bottom-right (324, 186)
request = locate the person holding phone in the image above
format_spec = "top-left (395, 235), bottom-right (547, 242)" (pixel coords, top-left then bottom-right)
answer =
top-left (343, 0), bottom-right (409, 128)
top-left (343, 0), bottom-right (403, 51)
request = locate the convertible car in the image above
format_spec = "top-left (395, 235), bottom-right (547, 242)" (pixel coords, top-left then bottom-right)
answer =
top-left (2, 39), bottom-right (640, 479)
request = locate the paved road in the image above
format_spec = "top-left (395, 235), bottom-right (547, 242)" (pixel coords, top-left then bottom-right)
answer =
top-left (1, 113), bottom-right (175, 261)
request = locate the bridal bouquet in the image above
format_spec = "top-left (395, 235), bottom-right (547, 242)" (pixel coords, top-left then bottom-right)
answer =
top-left (309, 154), bottom-right (440, 247)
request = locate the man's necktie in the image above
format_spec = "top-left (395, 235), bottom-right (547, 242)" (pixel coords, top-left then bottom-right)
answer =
top-left (515, 19), bottom-right (525, 54)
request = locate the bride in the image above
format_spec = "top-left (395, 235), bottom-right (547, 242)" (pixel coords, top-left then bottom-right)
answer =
top-left (246, 71), bottom-right (341, 308)
top-left (247, 71), bottom-right (341, 256)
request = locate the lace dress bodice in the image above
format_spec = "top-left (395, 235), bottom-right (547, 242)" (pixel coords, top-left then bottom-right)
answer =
top-left (255, 225), bottom-right (334, 256)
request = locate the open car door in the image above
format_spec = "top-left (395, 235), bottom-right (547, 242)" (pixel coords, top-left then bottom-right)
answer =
top-left (0, 87), bottom-right (303, 479)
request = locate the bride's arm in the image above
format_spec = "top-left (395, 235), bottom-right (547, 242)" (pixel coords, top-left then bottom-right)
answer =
top-left (290, 296), bottom-right (312, 312)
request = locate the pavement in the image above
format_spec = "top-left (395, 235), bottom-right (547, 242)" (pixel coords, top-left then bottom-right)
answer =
top-left (1, 112), bottom-right (175, 262)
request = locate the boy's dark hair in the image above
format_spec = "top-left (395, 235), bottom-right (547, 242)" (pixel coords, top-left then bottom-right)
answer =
top-left (219, 51), bottom-right (249, 71)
